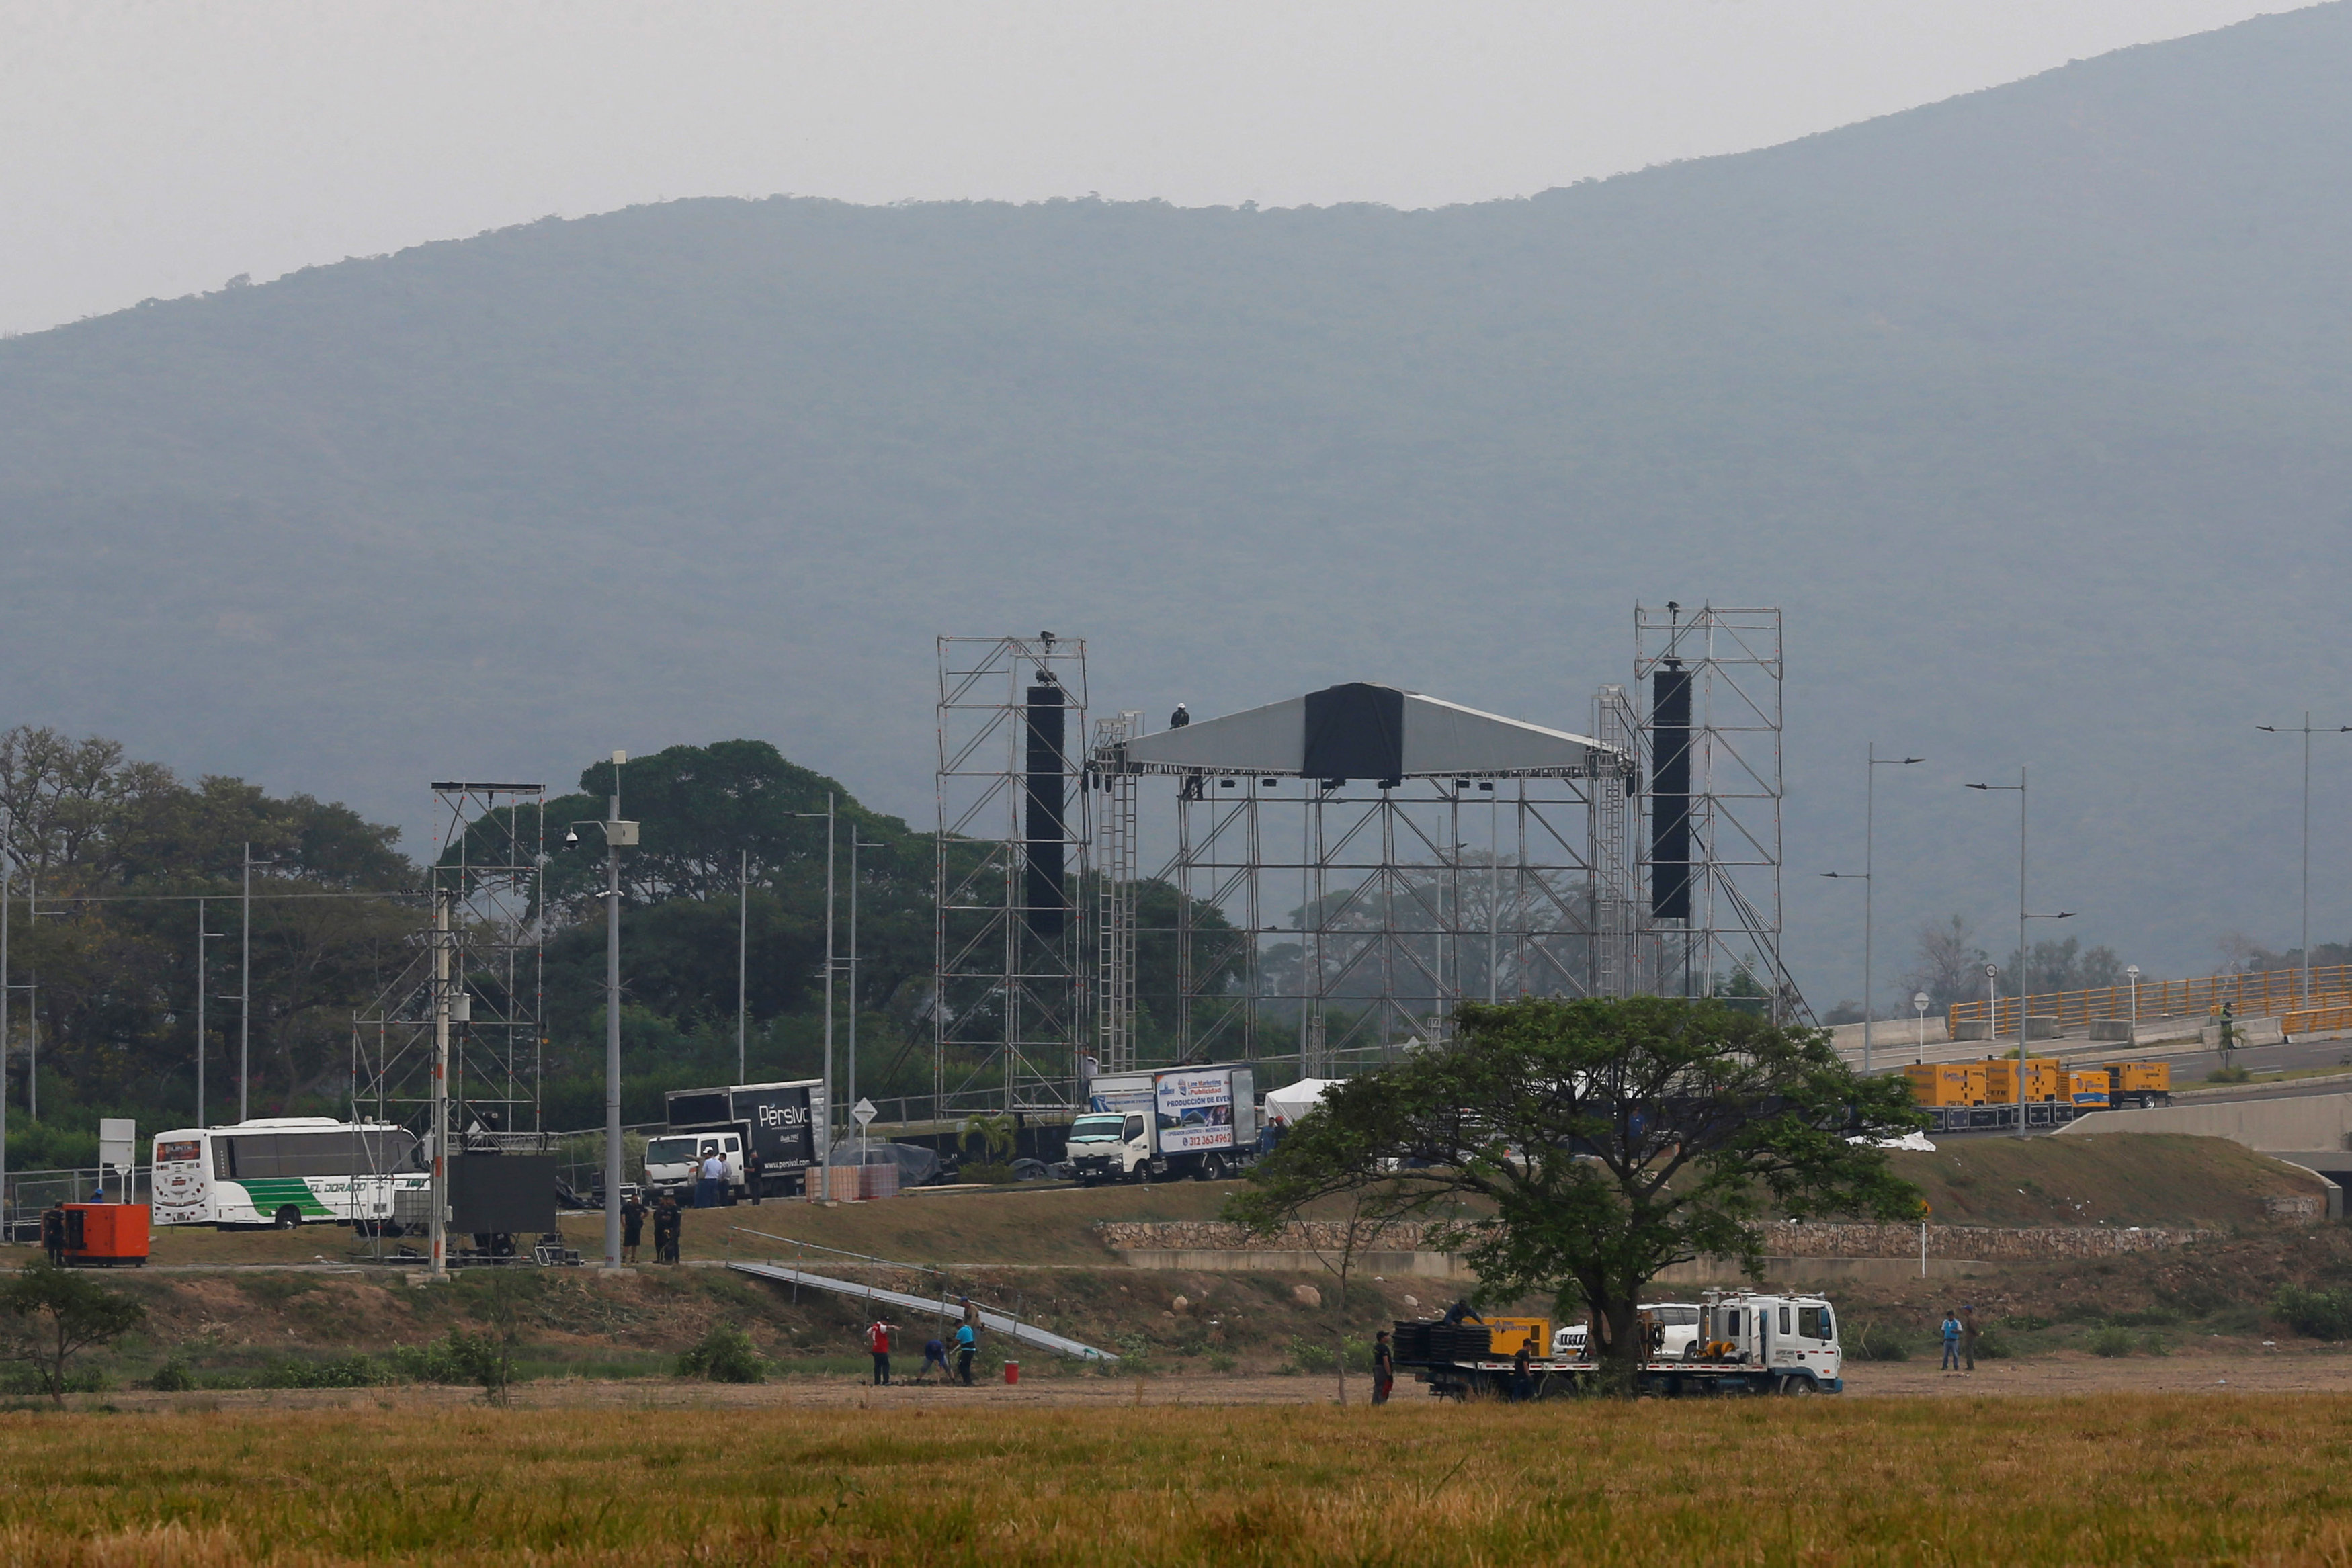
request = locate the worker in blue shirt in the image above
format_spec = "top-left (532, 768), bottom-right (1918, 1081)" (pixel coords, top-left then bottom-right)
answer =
top-left (954, 1321), bottom-right (978, 1386)
top-left (1940, 1311), bottom-right (1962, 1372)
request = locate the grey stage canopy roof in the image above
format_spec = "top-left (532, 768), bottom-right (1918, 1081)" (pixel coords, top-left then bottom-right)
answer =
top-left (1110, 683), bottom-right (1622, 781)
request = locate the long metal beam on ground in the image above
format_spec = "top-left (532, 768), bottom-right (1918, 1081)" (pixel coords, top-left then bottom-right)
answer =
top-left (726, 1261), bottom-right (1120, 1364)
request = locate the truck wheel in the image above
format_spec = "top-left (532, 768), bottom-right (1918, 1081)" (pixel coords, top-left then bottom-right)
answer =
top-left (1779, 1375), bottom-right (1817, 1397)
top-left (273, 1206), bottom-right (303, 1230)
top-left (1133, 1162), bottom-right (1152, 1185)
top-left (1201, 1155), bottom-right (1229, 1183)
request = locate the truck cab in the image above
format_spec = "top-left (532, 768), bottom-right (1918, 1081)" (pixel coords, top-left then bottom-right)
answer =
top-left (1692, 1290), bottom-right (1843, 1391)
top-left (1066, 1112), bottom-right (1147, 1184)
top-left (643, 1131), bottom-right (743, 1202)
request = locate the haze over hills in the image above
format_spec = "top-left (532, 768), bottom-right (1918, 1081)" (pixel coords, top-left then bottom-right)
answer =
top-left (4, 3), bottom-right (2350, 1009)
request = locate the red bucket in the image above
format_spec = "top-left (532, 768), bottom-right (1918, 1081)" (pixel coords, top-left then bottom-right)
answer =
top-left (1004, 1360), bottom-right (1020, 1385)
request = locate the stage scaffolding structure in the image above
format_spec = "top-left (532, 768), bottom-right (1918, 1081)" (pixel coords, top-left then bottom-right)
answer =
top-left (1091, 711), bottom-right (1142, 1078)
top-left (933, 636), bottom-right (1092, 1115)
top-left (349, 783), bottom-right (548, 1142)
top-left (1634, 603), bottom-right (1808, 1024)
top-left (1092, 685), bottom-right (1638, 1075)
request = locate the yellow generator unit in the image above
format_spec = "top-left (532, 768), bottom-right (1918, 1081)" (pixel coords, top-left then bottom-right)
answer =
top-left (1983, 1057), bottom-right (2064, 1103)
top-left (1904, 1064), bottom-right (1986, 1107)
top-left (1484, 1317), bottom-right (1550, 1357)
top-left (2065, 1068), bottom-right (2110, 1108)
top-left (2104, 1061), bottom-right (2173, 1109)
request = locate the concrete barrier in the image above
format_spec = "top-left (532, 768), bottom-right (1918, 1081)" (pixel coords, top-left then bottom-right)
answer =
top-left (2056, 1089), bottom-right (2352, 1153)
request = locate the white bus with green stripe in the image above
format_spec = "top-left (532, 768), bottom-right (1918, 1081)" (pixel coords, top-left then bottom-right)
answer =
top-left (151, 1117), bottom-right (428, 1231)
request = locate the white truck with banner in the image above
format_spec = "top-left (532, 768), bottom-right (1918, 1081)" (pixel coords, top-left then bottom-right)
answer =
top-left (1067, 1065), bottom-right (1255, 1184)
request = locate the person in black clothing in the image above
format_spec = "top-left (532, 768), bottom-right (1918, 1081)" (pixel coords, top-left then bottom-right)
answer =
top-left (40, 1202), bottom-right (67, 1266)
top-left (1372, 1330), bottom-right (1394, 1405)
top-left (1440, 1299), bottom-right (1484, 1327)
top-left (652, 1194), bottom-right (683, 1264)
top-left (620, 1192), bottom-right (645, 1264)
top-left (1511, 1342), bottom-right (1534, 1403)
top-left (743, 1150), bottom-right (765, 1206)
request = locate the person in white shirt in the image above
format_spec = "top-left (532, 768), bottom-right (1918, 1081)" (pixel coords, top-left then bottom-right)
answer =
top-left (696, 1147), bottom-right (728, 1209)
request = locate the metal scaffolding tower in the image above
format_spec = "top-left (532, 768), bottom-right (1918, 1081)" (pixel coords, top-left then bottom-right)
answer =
top-left (1091, 711), bottom-right (1141, 1077)
top-left (934, 636), bottom-right (1091, 1115)
top-left (1634, 604), bottom-right (1808, 1022)
top-left (1588, 683), bottom-right (1645, 999)
top-left (349, 783), bottom-right (548, 1249)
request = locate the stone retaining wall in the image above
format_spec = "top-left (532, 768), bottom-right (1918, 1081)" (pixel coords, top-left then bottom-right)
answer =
top-left (1097, 1219), bottom-right (2224, 1261)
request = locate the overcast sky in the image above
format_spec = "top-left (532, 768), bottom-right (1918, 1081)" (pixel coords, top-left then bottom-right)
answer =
top-left (0, 1), bottom-right (2299, 337)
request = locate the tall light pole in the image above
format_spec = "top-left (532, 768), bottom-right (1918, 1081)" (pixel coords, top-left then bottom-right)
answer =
top-left (196, 899), bottom-right (224, 1129)
top-left (1820, 743), bottom-right (1923, 1072)
top-left (237, 843), bottom-right (277, 1123)
top-left (1913, 990), bottom-right (1930, 1066)
top-left (790, 797), bottom-right (837, 1194)
top-left (1967, 769), bottom-right (2074, 1137)
top-left (0, 809), bottom-right (10, 1219)
top-left (2255, 715), bottom-right (2351, 1005)
top-left (2125, 963), bottom-right (2140, 1030)
top-left (848, 831), bottom-right (883, 1131)
top-left (566, 750), bottom-right (638, 1270)
top-left (737, 848), bottom-right (749, 1086)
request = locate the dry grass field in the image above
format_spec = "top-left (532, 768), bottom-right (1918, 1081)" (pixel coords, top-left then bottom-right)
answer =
top-left (6, 1393), bottom-right (2352, 1565)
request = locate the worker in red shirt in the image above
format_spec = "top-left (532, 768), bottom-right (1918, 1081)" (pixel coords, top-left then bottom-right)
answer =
top-left (866, 1317), bottom-right (899, 1386)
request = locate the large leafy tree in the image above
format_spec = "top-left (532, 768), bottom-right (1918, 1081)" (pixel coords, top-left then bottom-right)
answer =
top-left (1229, 996), bottom-right (1923, 1388)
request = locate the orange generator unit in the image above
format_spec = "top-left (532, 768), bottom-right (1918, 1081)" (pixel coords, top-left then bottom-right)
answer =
top-left (62, 1203), bottom-right (150, 1267)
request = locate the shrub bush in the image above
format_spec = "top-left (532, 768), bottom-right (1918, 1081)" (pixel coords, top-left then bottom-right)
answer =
top-left (257, 1355), bottom-right (385, 1389)
top-left (2206, 1065), bottom-right (2253, 1084)
top-left (1850, 1323), bottom-right (1910, 1362)
top-left (677, 1324), bottom-right (766, 1384)
top-left (2273, 1286), bottom-right (2352, 1340)
top-left (2087, 1326), bottom-right (2136, 1358)
top-left (149, 1358), bottom-right (196, 1392)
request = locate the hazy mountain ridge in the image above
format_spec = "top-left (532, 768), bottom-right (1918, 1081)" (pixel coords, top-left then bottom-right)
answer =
top-left (5, 4), bottom-right (2351, 1004)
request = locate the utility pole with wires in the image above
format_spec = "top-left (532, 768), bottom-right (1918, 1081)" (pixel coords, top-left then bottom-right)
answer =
top-left (2255, 713), bottom-right (2351, 1005)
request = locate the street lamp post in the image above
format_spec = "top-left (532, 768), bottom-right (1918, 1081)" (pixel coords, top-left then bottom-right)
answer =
top-left (1913, 990), bottom-right (1931, 1066)
top-left (1820, 744), bottom-right (1923, 1074)
top-left (566, 750), bottom-right (639, 1271)
top-left (2255, 715), bottom-right (2351, 1005)
top-left (1967, 769), bottom-right (2074, 1137)
top-left (2126, 963), bottom-right (2140, 1031)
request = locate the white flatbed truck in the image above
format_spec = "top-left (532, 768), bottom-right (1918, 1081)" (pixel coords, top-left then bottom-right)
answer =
top-left (1395, 1289), bottom-right (1845, 1398)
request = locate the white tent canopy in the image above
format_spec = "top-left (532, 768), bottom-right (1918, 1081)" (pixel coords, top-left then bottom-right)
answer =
top-left (1263, 1078), bottom-right (1342, 1125)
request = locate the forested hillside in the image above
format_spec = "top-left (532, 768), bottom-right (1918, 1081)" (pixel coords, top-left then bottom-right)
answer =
top-left (5, 6), bottom-right (2351, 1000)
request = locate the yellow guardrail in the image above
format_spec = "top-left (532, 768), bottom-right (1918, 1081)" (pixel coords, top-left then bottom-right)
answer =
top-left (2281, 1004), bottom-right (2352, 1037)
top-left (1947, 964), bottom-right (2352, 1035)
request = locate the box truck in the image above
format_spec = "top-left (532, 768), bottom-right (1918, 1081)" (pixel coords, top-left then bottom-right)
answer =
top-left (1068, 1065), bottom-right (1256, 1184)
top-left (654, 1080), bottom-right (822, 1201)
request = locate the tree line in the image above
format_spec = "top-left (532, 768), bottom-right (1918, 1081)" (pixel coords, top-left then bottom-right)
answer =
top-left (0, 729), bottom-right (1228, 1164)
